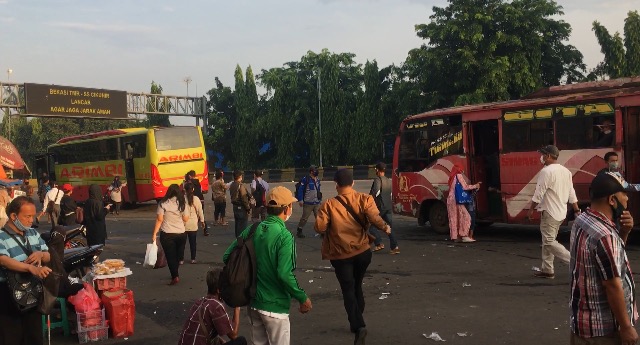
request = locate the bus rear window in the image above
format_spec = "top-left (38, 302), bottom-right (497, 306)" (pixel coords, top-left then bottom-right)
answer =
top-left (154, 127), bottom-right (202, 151)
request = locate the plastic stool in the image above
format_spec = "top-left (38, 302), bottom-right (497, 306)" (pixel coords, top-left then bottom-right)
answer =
top-left (42, 297), bottom-right (70, 337)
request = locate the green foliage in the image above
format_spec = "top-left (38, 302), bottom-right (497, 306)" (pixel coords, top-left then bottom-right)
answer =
top-left (624, 11), bottom-right (640, 76)
top-left (146, 81), bottom-right (171, 127)
top-left (592, 11), bottom-right (640, 79)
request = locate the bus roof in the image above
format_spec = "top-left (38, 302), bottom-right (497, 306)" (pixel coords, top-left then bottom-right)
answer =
top-left (405, 77), bottom-right (640, 122)
top-left (56, 128), bottom-right (149, 144)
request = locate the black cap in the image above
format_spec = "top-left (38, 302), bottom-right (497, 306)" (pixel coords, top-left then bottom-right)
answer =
top-left (538, 145), bottom-right (560, 158)
top-left (590, 172), bottom-right (626, 199)
top-left (309, 165), bottom-right (318, 171)
top-left (375, 162), bottom-right (386, 172)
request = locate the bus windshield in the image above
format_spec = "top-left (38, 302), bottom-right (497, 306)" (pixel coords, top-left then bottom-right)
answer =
top-left (398, 115), bottom-right (463, 172)
top-left (154, 127), bottom-right (202, 151)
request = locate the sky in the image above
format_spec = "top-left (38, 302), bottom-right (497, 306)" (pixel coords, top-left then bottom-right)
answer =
top-left (0, 0), bottom-right (637, 125)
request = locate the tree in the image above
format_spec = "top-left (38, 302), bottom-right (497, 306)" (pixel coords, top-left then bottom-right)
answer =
top-left (408, 0), bottom-right (585, 108)
top-left (232, 65), bottom-right (260, 169)
top-left (205, 77), bottom-right (235, 168)
top-left (593, 10), bottom-right (640, 78)
top-left (348, 60), bottom-right (384, 164)
top-left (146, 81), bottom-right (171, 127)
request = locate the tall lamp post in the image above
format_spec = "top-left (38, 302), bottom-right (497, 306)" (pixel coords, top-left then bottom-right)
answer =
top-left (5, 69), bottom-right (13, 141)
top-left (6, 69), bottom-right (12, 82)
top-left (317, 68), bottom-right (323, 168)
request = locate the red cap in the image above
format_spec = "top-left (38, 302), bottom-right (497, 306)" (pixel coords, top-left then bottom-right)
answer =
top-left (61, 183), bottom-right (73, 192)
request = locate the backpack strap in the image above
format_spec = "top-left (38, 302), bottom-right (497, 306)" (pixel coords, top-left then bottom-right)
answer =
top-left (335, 196), bottom-right (367, 232)
top-left (237, 221), bottom-right (261, 245)
top-left (0, 227), bottom-right (33, 256)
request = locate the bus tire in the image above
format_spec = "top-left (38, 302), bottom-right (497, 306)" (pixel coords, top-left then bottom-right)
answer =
top-left (428, 202), bottom-right (449, 234)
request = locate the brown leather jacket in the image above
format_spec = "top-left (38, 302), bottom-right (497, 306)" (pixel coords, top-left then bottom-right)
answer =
top-left (315, 188), bottom-right (387, 260)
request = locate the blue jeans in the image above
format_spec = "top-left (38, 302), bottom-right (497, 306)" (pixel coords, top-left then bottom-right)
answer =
top-left (369, 210), bottom-right (398, 249)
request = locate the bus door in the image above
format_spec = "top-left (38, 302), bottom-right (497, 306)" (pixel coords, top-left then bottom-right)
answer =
top-left (469, 120), bottom-right (501, 219)
top-left (623, 106), bottom-right (640, 221)
top-left (123, 141), bottom-right (138, 203)
top-left (34, 154), bottom-right (56, 181)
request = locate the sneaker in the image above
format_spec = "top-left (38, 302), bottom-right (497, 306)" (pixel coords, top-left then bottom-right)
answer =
top-left (461, 237), bottom-right (476, 243)
top-left (389, 247), bottom-right (400, 255)
top-left (533, 271), bottom-right (555, 279)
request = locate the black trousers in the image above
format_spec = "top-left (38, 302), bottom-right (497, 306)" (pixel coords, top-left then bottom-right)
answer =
top-left (226, 336), bottom-right (248, 345)
top-left (0, 283), bottom-right (43, 345)
top-left (186, 231), bottom-right (197, 260)
top-left (330, 249), bottom-right (372, 333)
top-left (233, 205), bottom-right (248, 238)
top-left (160, 232), bottom-right (187, 279)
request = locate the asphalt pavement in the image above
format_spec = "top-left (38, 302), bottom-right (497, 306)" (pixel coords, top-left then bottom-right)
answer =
top-left (46, 180), bottom-right (640, 345)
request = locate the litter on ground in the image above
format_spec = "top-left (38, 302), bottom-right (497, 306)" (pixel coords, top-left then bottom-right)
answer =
top-left (423, 332), bottom-right (445, 341)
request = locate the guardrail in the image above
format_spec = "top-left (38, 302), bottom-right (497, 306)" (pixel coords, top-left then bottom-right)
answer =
top-left (211, 165), bottom-right (379, 183)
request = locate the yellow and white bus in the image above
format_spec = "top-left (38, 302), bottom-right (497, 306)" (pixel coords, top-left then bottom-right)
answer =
top-left (36, 126), bottom-right (209, 203)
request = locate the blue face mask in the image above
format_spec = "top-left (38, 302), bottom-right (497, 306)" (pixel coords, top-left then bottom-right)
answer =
top-left (12, 217), bottom-right (33, 233)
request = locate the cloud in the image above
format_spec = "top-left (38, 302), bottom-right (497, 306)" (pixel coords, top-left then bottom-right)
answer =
top-left (48, 22), bottom-right (160, 34)
top-left (161, 5), bottom-right (174, 12)
top-left (0, 0), bottom-right (8, 4)
top-left (0, 17), bottom-right (14, 23)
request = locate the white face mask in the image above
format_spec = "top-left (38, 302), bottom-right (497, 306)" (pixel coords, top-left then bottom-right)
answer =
top-left (284, 208), bottom-right (292, 222)
top-left (540, 155), bottom-right (545, 165)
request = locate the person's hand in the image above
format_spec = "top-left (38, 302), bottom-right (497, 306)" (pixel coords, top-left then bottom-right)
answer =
top-left (152, 234), bottom-right (157, 244)
top-left (24, 252), bottom-right (44, 266)
top-left (620, 210), bottom-right (634, 235)
top-left (299, 298), bottom-right (312, 314)
top-left (526, 209), bottom-right (534, 222)
top-left (620, 324), bottom-right (638, 345)
top-left (200, 222), bottom-right (206, 229)
top-left (299, 201), bottom-right (303, 207)
top-left (29, 265), bottom-right (52, 279)
top-left (105, 204), bottom-right (111, 209)
top-left (384, 225), bottom-right (391, 235)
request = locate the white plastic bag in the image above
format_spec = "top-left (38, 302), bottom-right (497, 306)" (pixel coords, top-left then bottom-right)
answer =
top-left (143, 242), bottom-right (158, 269)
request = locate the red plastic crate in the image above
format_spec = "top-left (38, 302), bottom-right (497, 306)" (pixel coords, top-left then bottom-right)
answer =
top-left (95, 277), bottom-right (127, 291)
top-left (77, 309), bottom-right (106, 332)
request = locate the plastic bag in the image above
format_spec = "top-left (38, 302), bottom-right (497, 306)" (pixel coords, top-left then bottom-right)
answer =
top-left (154, 243), bottom-right (167, 269)
top-left (67, 282), bottom-right (101, 313)
top-left (101, 289), bottom-right (135, 338)
top-left (143, 243), bottom-right (158, 269)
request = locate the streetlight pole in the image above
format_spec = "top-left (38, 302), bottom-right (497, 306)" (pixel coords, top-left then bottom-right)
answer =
top-left (183, 76), bottom-right (192, 97)
top-left (317, 69), bottom-right (323, 168)
top-left (6, 69), bottom-right (12, 82)
top-left (6, 69), bottom-right (12, 141)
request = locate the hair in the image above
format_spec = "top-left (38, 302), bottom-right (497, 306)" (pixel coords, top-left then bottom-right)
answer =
top-left (184, 182), bottom-right (195, 207)
top-left (375, 162), bottom-right (386, 172)
top-left (254, 170), bottom-right (263, 177)
top-left (334, 168), bottom-right (354, 187)
top-left (215, 170), bottom-right (224, 180)
top-left (161, 184), bottom-right (185, 212)
top-left (604, 151), bottom-right (618, 162)
top-left (188, 170), bottom-right (196, 178)
top-left (206, 268), bottom-right (223, 295)
top-left (6, 196), bottom-right (35, 218)
top-left (233, 170), bottom-right (244, 180)
top-left (266, 200), bottom-right (287, 216)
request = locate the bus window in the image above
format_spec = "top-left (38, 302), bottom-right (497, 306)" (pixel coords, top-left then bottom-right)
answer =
top-left (398, 116), bottom-right (463, 172)
top-left (155, 127), bottom-right (202, 151)
top-left (556, 118), bottom-right (592, 150)
top-left (594, 116), bottom-right (615, 147)
top-left (502, 120), bottom-right (553, 152)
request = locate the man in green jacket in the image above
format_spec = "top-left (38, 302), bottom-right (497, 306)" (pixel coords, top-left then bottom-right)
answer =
top-left (223, 186), bottom-right (312, 345)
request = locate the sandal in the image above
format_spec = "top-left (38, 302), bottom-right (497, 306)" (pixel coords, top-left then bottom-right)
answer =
top-left (373, 244), bottom-right (385, 252)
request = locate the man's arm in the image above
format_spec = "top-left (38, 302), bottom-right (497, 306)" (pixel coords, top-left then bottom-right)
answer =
top-left (276, 234), bottom-right (308, 304)
top-left (240, 185), bottom-right (251, 211)
top-left (527, 172), bottom-right (549, 219)
top-left (370, 178), bottom-right (380, 197)
top-left (364, 195), bottom-right (390, 233)
top-left (314, 202), bottom-right (330, 234)
top-left (602, 278), bottom-right (638, 344)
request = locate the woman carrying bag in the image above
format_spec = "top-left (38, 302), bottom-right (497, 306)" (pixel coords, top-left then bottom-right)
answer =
top-left (446, 165), bottom-right (480, 243)
top-left (152, 184), bottom-right (189, 285)
top-left (0, 196), bottom-right (52, 345)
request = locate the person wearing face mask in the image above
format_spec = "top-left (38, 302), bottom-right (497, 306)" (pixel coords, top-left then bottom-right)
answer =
top-left (527, 145), bottom-right (581, 279)
top-left (223, 186), bottom-right (311, 345)
top-left (569, 172), bottom-right (637, 345)
top-left (596, 119), bottom-right (615, 148)
top-left (0, 196), bottom-right (52, 345)
top-left (598, 152), bottom-right (640, 192)
top-left (295, 165), bottom-right (322, 238)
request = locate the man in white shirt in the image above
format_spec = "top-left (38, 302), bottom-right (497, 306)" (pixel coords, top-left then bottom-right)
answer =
top-left (527, 145), bottom-right (581, 279)
top-left (250, 170), bottom-right (270, 222)
top-left (38, 182), bottom-right (64, 229)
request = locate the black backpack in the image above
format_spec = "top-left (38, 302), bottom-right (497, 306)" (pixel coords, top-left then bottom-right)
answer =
top-left (252, 180), bottom-right (266, 207)
top-left (220, 222), bottom-right (260, 307)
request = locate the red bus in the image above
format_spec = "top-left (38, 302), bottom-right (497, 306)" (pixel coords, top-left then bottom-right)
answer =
top-left (392, 77), bottom-right (640, 233)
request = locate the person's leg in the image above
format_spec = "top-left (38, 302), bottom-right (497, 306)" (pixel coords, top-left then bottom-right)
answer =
top-left (353, 250), bottom-right (372, 315)
top-left (263, 315), bottom-right (291, 345)
top-left (539, 212), bottom-right (568, 274)
top-left (234, 208), bottom-right (248, 238)
top-left (331, 256), bottom-right (365, 333)
top-left (369, 226), bottom-right (382, 248)
top-left (187, 232), bottom-right (197, 261)
top-left (22, 309), bottom-right (43, 345)
top-left (260, 206), bottom-right (267, 221)
top-left (226, 336), bottom-right (248, 345)
top-left (0, 310), bottom-right (23, 345)
top-left (160, 232), bottom-right (179, 279)
top-left (177, 233), bottom-right (187, 265)
top-left (220, 202), bottom-right (227, 225)
top-left (248, 308), bottom-right (270, 345)
top-left (296, 204), bottom-right (314, 236)
top-left (381, 210), bottom-right (398, 250)
top-left (115, 202), bottom-right (121, 215)
top-left (466, 203), bottom-right (476, 239)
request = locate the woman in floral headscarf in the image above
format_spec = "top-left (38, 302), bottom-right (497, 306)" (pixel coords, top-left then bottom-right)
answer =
top-left (446, 164), bottom-right (480, 243)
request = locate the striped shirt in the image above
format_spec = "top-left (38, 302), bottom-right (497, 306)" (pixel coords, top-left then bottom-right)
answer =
top-left (569, 209), bottom-right (637, 337)
top-left (0, 227), bottom-right (49, 282)
top-left (178, 296), bottom-right (233, 345)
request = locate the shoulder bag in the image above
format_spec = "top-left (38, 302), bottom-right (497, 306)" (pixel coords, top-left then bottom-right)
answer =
top-left (0, 228), bottom-right (44, 313)
top-left (46, 190), bottom-right (61, 213)
top-left (454, 177), bottom-right (473, 205)
top-left (335, 196), bottom-right (376, 243)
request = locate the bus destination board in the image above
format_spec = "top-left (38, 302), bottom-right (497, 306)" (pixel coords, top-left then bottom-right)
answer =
top-left (25, 83), bottom-right (128, 119)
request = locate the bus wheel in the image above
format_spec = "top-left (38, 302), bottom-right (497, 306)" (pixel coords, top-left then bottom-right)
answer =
top-left (428, 202), bottom-right (449, 234)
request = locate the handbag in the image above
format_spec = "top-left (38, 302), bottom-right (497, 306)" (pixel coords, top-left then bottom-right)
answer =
top-left (454, 177), bottom-right (473, 204)
top-left (154, 242), bottom-right (167, 269)
top-left (1, 228), bottom-right (44, 313)
top-left (46, 190), bottom-right (61, 213)
top-left (75, 207), bottom-right (84, 224)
